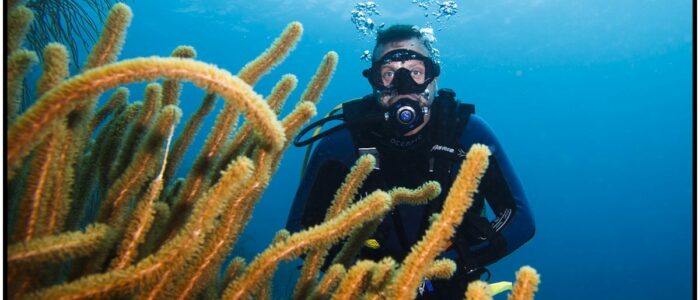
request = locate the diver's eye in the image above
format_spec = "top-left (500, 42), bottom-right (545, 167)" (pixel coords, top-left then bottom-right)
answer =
top-left (410, 69), bottom-right (425, 83)
top-left (381, 70), bottom-right (395, 80)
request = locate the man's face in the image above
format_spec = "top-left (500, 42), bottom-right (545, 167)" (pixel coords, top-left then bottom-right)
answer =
top-left (374, 37), bottom-right (438, 108)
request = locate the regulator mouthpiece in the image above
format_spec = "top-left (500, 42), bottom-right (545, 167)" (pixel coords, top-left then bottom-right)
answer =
top-left (384, 98), bottom-right (428, 136)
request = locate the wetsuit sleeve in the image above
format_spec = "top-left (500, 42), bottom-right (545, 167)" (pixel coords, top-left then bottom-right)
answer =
top-left (285, 131), bottom-right (353, 233)
top-left (457, 115), bottom-right (535, 267)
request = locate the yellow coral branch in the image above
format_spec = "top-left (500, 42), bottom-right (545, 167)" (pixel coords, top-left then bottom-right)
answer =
top-left (98, 105), bottom-right (182, 227)
top-left (387, 144), bottom-right (491, 300)
top-left (139, 201), bottom-right (171, 258)
top-left (214, 74), bottom-right (298, 176)
top-left (267, 52), bottom-right (336, 170)
top-left (162, 45), bottom-right (197, 106)
top-left (222, 190), bottom-right (392, 300)
top-left (361, 257), bottom-right (397, 300)
top-left (37, 43), bottom-right (70, 97)
top-left (171, 45), bottom-right (197, 58)
top-left (151, 150), bottom-right (275, 299)
top-left (270, 102), bottom-right (317, 166)
top-left (293, 154), bottom-right (375, 300)
top-left (110, 122), bottom-right (174, 270)
top-left (214, 23), bottom-right (307, 169)
top-left (176, 101), bottom-right (239, 207)
top-left (139, 83), bottom-right (163, 126)
top-left (8, 268), bottom-right (36, 300)
top-left (154, 151), bottom-right (274, 300)
top-left (38, 124), bottom-right (72, 236)
top-left (28, 157), bottom-right (254, 300)
top-left (508, 266), bottom-right (540, 300)
top-left (168, 96), bottom-right (310, 299)
top-left (89, 87), bottom-right (129, 133)
top-left (164, 92), bottom-right (217, 182)
top-left (66, 95), bottom-right (130, 231)
top-left (50, 129), bottom-right (81, 236)
top-left (7, 49), bottom-right (38, 126)
top-left (327, 155), bottom-right (375, 218)
top-left (8, 224), bottom-right (112, 267)
top-left (332, 182), bottom-right (441, 267)
top-left (56, 3), bottom-right (137, 220)
top-left (281, 101), bottom-right (317, 140)
top-left (389, 181), bottom-right (442, 206)
top-left (7, 10), bottom-right (366, 299)
top-left (77, 105), bottom-right (178, 276)
top-left (268, 102), bottom-right (317, 173)
top-left (13, 127), bottom-right (62, 242)
top-left (170, 232), bottom-right (231, 299)
top-left (307, 264), bottom-right (347, 300)
top-left (238, 22), bottom-right (303, 85)
top-left (300, 51), bottom-right (339, 104)
top-left (334, 219), bottom-right (378, 268)
top-left (56, 101), bottom-right (133, 236)
top-left (257, 230), bottom-right (291, 300)
top-left (98, 103), bottom-right (141, 185)
top-left (223, 257), bottom-right (247, 288)
top-left (331, 260), bottom-right (376, 300)
top-left (163, 100), bottom-right (242, 248)
top-left (8, 57), bottom-right (286, 179)
top-left (267, 74), bottom-right (298, 115)
top-left (139, 155), bottom-right (258, 300)
top-left (8, 5), bottom-right (33, 53)
top-left (109, 178), bottom-right (163, 270)
top-left (239, 75), bottom-right (302, 160)
top-left (425, 258), bottom-right (457, 280)
top-left (109, 83), bottom-right (162, 182)
top-left (83, 3), bottom-right (132, 70)
top-left (466, 281), bottom-right (493, 300)
top-left (272, 229), bottom-right (291, 244)
top-left (55, 3), bottom-right (129, 140)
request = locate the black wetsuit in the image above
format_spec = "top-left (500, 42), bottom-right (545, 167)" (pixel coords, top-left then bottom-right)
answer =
top-left (286, 94), bottom-right (535, 299)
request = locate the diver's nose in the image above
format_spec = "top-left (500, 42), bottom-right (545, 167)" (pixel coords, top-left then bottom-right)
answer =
top-left (390, 94), bottom-right (420, 103)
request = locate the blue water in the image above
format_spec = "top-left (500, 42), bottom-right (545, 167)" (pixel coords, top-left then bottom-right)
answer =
top-left (71, 0), bottom-right (694, 298)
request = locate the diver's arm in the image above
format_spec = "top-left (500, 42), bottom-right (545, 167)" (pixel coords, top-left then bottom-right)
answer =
top-left (459, 115), bottom-right (535, 267)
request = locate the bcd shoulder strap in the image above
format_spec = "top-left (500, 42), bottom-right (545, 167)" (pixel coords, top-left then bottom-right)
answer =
top-left (432, 88), bottom-right (474, 151)
top-left (424, 88), bottom-right (478, 237)
top-left (341, 94), bottom-right (383, 150)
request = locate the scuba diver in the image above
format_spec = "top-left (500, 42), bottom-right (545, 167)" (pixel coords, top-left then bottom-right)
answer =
top-left (287, 24), bottom-right (535, 299)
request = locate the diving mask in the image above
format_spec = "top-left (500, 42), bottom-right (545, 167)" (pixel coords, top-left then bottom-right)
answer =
top-left (362, 49), bottom-right (440, 95)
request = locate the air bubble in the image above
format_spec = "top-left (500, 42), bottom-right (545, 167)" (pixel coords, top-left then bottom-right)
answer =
top-left (350, 1), bottom-right (381, 38)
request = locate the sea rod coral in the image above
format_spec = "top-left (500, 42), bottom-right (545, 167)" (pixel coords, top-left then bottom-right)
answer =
top-left (7, 2), bottom-right (540, 299)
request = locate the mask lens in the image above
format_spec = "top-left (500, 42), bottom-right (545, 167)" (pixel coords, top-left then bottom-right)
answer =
top-left (379, 60), bottom-right (426, 87)
top-left (364, 49), bottom-right (438, 92)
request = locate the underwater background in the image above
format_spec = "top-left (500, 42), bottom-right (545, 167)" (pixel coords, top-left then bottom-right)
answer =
top-left (33, 0), bottom-right (692, 299)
